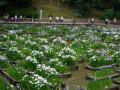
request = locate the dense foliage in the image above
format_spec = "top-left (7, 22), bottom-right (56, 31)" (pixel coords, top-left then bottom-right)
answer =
top-left (0, 0), bottom-right (32, 8)
top-left (0, 0), bottom-right (37, 17)
top-left (1, 0), bottom-right (120, 18)
top-left (61, 0), bottom-right (120, 19)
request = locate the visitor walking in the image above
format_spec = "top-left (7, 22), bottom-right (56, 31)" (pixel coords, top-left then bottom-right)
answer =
top-left (11, 17), bottom-right (14, 22)
top-left (56, 16), bottom-right (59, 22)
top-left (105, 18), bottom-right (109, 25)
top-left (91, 17), bottom-right (95, 24)
top-left (32, 15), bottom-right (34, 22)
top-left (49, 16), bottom-right (52, 23)
top-left (6, 14), bottom-right (9, 23)
top-left (15, 15), bottom-right (18, 22)
top-left (60, 16), bottom-right (64, 22)
top-left (113, 18), bottom-right (117, 27)
top-left (20, 15), bottom-right (23, 21)
top-left (23, 16), bottom-right (26, 22)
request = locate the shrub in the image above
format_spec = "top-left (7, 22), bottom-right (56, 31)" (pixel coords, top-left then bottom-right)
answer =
top-left (116, 11), bottom-right (120, 20)
top-left (0, 55), bottom-right (10, 69)
top-left (100, 9), bottom-right (114, 20)
top-left (18, 60), bottom-right (36, 71)
top-left (8, 8), bottom-right (38, 18)
top-left (48, 14), bottom-right (53, 17)
top-left (6, 67), bottom-right (26, 81)
top-left (75, 13), bottom-right (82, 18)
top-left (6, 50), bottom-right (23, 61)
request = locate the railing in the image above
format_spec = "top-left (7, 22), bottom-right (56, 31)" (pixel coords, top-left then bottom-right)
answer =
top-left (0, 17), bottom-right (120, 25)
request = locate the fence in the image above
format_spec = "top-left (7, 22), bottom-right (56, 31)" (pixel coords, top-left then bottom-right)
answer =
top-left (0, 17), bottom-right (120, 25)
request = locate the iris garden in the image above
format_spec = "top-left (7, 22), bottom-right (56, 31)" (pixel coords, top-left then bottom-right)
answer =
top-left (0, 25), bottom-right (120, 90)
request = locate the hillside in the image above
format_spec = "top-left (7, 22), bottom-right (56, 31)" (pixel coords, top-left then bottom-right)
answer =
top-left (33, 0), bottom-right (76, 18)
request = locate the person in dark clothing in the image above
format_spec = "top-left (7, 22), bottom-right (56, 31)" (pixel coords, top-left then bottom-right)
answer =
top-left (105, 18), bottom-right (109, 25)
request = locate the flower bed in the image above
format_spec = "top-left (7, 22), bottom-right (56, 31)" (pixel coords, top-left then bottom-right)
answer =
top-left (104, 41), bottom-right (120, 44)
top-left (85, 64), bottom-right (118, 71)
top-left (0, 67), bottom-right (59, 90)
top-left (0, 70), bottom-right (18, 85)
top-left (0, 76), bottom-right (16, 90)
top-left (87, 79), bottom-right (117, 90)
top-left (86, 68), bottom-right (120, 80)
top-left (87, 56), bottom-right (115, 68)
top-left (0, 25), bottom-right (120, 89)
top-left (6, 67), bottom-right (26, 81)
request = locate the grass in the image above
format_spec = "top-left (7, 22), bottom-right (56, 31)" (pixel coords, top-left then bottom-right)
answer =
top-left (33, 0), bottom-right (76, 18)
top-left (91, 68), bottom-right (116, 79)
top-left (33, 0), bottom-right (104, 18)
top-left (117, 67), bottom-right (120, 70)
top-left (0, 76), bottom-right (13, 90)
top-left (6, 67), bottom-right (26, 81)
top-left (87, 79), bottom-right (115, 90)
top-left (116, 78), bottom-right (120, 82)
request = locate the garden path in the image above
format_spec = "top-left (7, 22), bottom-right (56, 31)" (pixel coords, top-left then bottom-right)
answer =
top-left (63, 61), bottom-right (93, 90)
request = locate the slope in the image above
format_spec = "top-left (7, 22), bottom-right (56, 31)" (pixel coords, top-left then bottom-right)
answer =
top-left (33, 0), bottom-right (76, 18)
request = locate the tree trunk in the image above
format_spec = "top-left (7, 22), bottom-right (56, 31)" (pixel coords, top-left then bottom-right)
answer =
top-left (66, 0), bottom-right (69, 9)
top-left (57, 0), bottom-right (60, 7)
top-left (64, 0), bottom-right (69, 14)
top-left (50, 0), bottom-right (52, 7)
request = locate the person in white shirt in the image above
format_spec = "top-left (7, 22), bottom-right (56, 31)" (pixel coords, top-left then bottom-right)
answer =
top-left (15, 15), bottom-right (18, 22)
top-left (56, 16), bottom-right (59, 22)
top-left (49, 16), bottom-right (52, 23)
top-left (91, 17), bottom-right (95, 24)
top-left (60, 16), bottom-right (63, 22)
top-left (20, 15), bottom-right (23, 21)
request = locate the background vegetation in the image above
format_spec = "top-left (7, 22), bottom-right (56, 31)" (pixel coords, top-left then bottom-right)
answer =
top-left (0, 0), bottom-right (120, 19)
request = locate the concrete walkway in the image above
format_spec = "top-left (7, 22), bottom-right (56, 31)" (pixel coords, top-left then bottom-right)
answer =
top-left (0, 20), bottom-right (120, 28)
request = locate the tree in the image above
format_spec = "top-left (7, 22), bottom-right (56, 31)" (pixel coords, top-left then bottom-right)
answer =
top-left (74, 0), bottom-right (96, 16)
top-left (109, 0), bottom-right (120, 14)
top-left (57, 0), bottom-right (60, 7)
top-left (0, 0), bottom-right (8, 7)
top-left (101, 0), bottom-right (120, 16)
top-left (0, 0), bottom-right (33, 9)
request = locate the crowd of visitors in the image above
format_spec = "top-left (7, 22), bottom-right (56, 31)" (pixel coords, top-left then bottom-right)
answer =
top-left (104, 18), bottom-right (117, 26)
top-left (87, 17), bottom-right (117, 27)
top-left (49, 16), bottom-right (64, 23)
top-left (3, 14), bottom-right (26, 23)
top-left (1, 14), bottom-right (118, 26)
